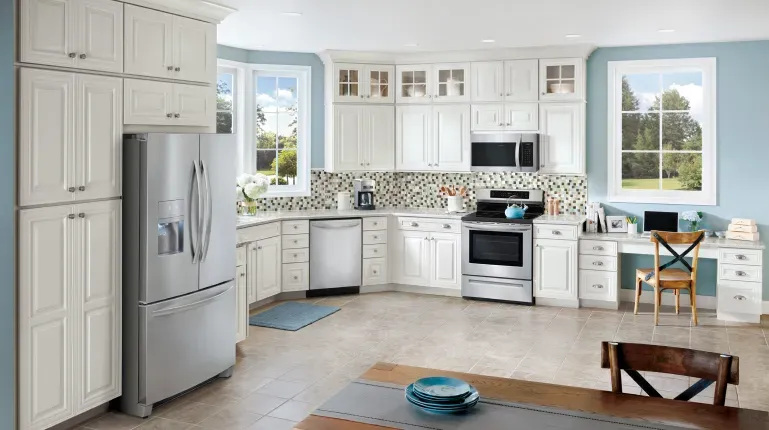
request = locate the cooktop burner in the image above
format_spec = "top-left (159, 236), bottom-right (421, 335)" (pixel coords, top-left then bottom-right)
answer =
top-left (462, 188), bottom-right (546, 224)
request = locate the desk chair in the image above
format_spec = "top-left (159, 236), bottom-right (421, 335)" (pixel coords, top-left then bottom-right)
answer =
top-left (634, 231), bottom-right (705, 325)
top-left (601, 341), bottom-right (738, 406)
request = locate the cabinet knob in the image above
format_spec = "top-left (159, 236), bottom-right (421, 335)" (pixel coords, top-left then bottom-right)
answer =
top-left (499, 93), bottom-right (503, 96)
top-left (257, 246), bottom-right (262, 250)
top-left (167, 66), bottom-right (174, 71)
top-left (735, 271), bottom-right (747, 277)
top-left (372, 270), bottom-right (378, 274)
top-left (68, 214), bottom-right (75, 219)
top-left (592, 261), bottom-right (604, 266)
top-left (592, 246), bottom-right (604, 251)
top-left (551, 230), bottom-right (562, 235)
top-left (174, 113), bottom-right (180, 118)
top-left (239, 273), bottom-right (245, 277)
top-left (410, 222), bottom-right (418, 227)
top-left (78, 186), bottom-right (85, 191)
top-left (78, 213), bottom-right (85, 218)
top-left (498, 123), bottom-right (504, 126)
top-left (293, 253), bottom-right (298, 257)
top-left (428, 163), bottom-right (432, 167)
top-left (79, 54), bottom-right (86, 59)
top-left (293, 276), bottom-right (298, 280)
top-left (360, 95), bottom-right (364, 98)
top-left (443, 224), bottom-right (451, 229)
top-left (736, 254), bottom-right (747, 260)
top-left (166, 113), bottom-right (173, 118)
top-left (506, 93), bottom-right (511, 96)
top-left (68, 52), bottom-right (76, 58)
top-left (68, 187), bottom-right (76, 192)
top-left (366, 162), bottom-right (370, 166)
top-left (373, 249), bottom-right (378, 253)
top-left (506, 122), bottom-right (512, 126)
top-left (430, 237), bottom-right (435, 241)
top-left (734, 295), bottom-right (746, 301)
top-left (366, 95), bottom-right (371, 99)
top-left (293, 240), bottom-right (298, 244)
top-left (175, 67), bottom-right (180, 72)
top-left (592, 284), bottom-right (604, 289)
top-left (293, 225), bottom-right (298, 229)
top-left (541, 92), bottom-right (546, 95)
top-left (373, 235), bottom-right (378, 239)
top-left (372, 222), bottom-right (378, 226)
top-left (360, 163), bottom-right (364, 166)
top-left (423, 237), bottom-right (429, 241)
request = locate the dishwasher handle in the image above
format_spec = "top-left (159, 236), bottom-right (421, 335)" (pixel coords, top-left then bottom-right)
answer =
top-left (312, 220), bottom-right (361, 229)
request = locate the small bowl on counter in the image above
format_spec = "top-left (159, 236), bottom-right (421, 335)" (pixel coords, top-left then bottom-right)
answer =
top-left (716, 231), bottom-right (727, 239)
top-left (704, 230), bottom-right (716, 238)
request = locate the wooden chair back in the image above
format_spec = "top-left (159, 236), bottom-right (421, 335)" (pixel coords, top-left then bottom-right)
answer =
top-left (600, 341), bottom-right (739, 406)
top-left (649, 230), bottom-right (705, 285)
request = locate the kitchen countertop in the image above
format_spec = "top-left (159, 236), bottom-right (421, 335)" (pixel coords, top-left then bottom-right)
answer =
top-left (533, 215), bottom-right (587, 225)
top-left (580, 231), bottom-right (766, 250)
top-left (237, 208), bottom-right (467, 229)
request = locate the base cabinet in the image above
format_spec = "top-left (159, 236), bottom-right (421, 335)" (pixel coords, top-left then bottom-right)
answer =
top-left (392, 229), bottom-right (460, 290)
top-left (534, 238), bottom-right (577, 302)
top-left (19, 200), bottom-right (121, 430)
top-left (253, 235), bottom-right (282, 302)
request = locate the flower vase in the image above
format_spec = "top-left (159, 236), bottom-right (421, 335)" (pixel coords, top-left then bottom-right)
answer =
top-left (690, 222), bottom-right (699, 232)
top-left (240, 201), bottom-right (258, 216)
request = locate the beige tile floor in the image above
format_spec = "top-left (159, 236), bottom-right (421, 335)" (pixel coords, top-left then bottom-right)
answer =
top-left (75, 291), bottom-right (769, 429)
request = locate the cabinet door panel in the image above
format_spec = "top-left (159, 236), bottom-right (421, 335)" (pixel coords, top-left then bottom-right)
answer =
top-left (123, 78), bottom-right (173, 125)
top-left (173, 83), bottom-right (215, 127)
top-left (334, 63), bottom-right (365, 103)
top-left (124, 5), bottom-right (173, 78)
top-left (333, 105), bottom-right (364, 171)
top-left (431, 233), bottom-right (460, 289)
top-left (539, 58), bottom-right (583, 101)
top-left (76, 200), bottom-right (121, 410)
top-left (21, 0), bottom-right (76, 68)
top-left (77, 0), bottom-right (123, 73)
top-left (470, 104), bottom-right (505, 131)
top-left (256, 236), bottom-right (281, 300)
top-left (534, 239), bottom-right (577, 300)
top-left (471, 61), bottom-right (504, 102)
top-left (433, 63), bottom-right (470, 103)
top-left (395, 106), bottom-right (432, 170)
top-left (433, 104), bottom-right (470, 171)
top-left (539, 103), bottom-right (583, 174)
top-left (505, 103), bottom-right (538, 131)
top-left (365, 106), bottom-right (395, 170)
top-left (394, 231), bottom-right (430, 286)
top-left (505, 60), bottom-right (539, 101)
top-left (77, 75), bottom-right (122, 202)
top-left (396, 65), bottom-right (432, 104)
top-left (236, 265), bottom-right (248, 343)
top-left (363, 257), bottom-right (388, 286)
top-left (19, 205), bottom-right (74, 430)
top-left (366, 65), bottom-right (394, 103)
top-left (246, 243), bottom-right (258, 304)
top-left (19, 68), bottom-right (76, 207)
top-left (173, 16), bottom-right (216, 83)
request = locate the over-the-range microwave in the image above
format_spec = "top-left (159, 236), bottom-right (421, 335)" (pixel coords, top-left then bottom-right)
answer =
top-left (470, 132), bottom-right (539, 173)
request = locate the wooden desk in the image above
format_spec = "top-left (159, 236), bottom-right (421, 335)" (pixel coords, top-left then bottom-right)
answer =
top-left (295, 362), bottom-right (769, 430)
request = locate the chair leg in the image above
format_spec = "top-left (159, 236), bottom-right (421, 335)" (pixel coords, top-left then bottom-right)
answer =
top-left (654, 287), bottom-right (661, 326)
top-left (634, 277), bottom-right (642, 315)
top-left (675, 290), bottom-right (680, 315)
top-left (690, 287), bottom-right (698, 326)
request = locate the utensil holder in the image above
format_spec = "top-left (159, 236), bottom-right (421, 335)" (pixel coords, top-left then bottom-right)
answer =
top-left (447, 195), bottom-right (463, 213)
top-left (627, 223), bottom-right (638, 235)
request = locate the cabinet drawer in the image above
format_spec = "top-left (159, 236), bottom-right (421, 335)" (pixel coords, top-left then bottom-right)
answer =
top-left (398, 217), bottom-right (461, 233)
top-left (534, 224), bottom-right (579, 240)
top-left (718, 281), bottom-right (761, 315)
top-left (282, 220), bottom-right (309, 235)
top-left (719, 249), bottom-right (762, 266)
top-left (283, 248), bottom-right (310, 264)
top-left (363, 230), bottom-right (387, 245)
top-left (282, 263), bottom-right (310, 292)
top-left (718, 264), bottom-right (762, 283)
top-left (579, 270), bottom-right (617, 301)
top-left (236, 246), bottom-right (246, 266)
top-left (579, 255), bottom-right (617, 272)
top-left (363, 244), bottom-right (387, 259)
top-left (283, 233), bottom-right (310, 249)
top-left (363, 217), bottom-right (388, 231)
top-left (579, 240), bottom-right (617, 256)
top-left (238, 222), bottom-right (281, 244)
top-left (363, 257), bottom-right (388, 286)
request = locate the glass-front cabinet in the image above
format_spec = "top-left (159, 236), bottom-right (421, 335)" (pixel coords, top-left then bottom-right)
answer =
top-left (539, 58), bottom-right (583, 100)
top-left (396, 64), bottom-right (432, 103)
top-left (335, 64), bottom-right (363, 102)
top-left (433, 63), bottom-right (470, 102)
top-left (366, 65), bottom-right (394, 103)
top-left (334, 63), bottom-right (394, 103)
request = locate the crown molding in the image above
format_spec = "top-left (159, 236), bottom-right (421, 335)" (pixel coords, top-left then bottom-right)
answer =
top-left (319, 44), bottom-right (596, 65)
top-left (123, 0), bottom-right (237, 23)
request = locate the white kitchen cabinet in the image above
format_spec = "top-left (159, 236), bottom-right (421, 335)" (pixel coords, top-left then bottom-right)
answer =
top-left (366, 65), bottom-right (395, 103)
top-left (21, 0), bottom-right (123, 73)
top-left (235, 264), bottom-right (247, 343)
top-left (433, 63), bottom-right (470, 103)
top-left (332, 105), bottom-right (364, 170)
top-left (471, 104), bottom-right (505, 131)
top-left (246, 242), bottom-right (257, 304)
top-left (124, 78), bottom-right (215, 127)
top-left (335, 63), bottom-right (395, 103)
top-left (471, 62), bottom-right (504, 102)
top-left (393, 230), bottom-right (431, 286)
top-left (396, 105), bottom-right (470, 172)
top-left (124, 4), bottom-right (215, 84)
top-left (505, 60), bottom-right (539, 101)
top-left (430, 233), bottom-right (460, 289)
top-left (539, 58), bottom-right (583, 101)
top-left (534, 238), bottom-right (578, 301)
top-left (470, 60), bottom-right (538, 102)
top-left (539, 103), bottom-right (584, 174)
top-left (363, 258), bottom-right (388, 286)
top-left (20, 68), bottom-right (122, 207)
top-left (471, 103), bottom-right (537, 132)
top-left (20, 200), bottom-right (121, 430)
top-left (282, 263), bottom-right (310, 292)
top-left (255, 235), bottom-right (282, 301)
top-left (396, 64), bottom-right (432, 103)
top-left (332, 105), bottom-right (394, 171)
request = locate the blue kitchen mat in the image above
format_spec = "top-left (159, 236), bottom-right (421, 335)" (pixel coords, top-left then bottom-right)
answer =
top-left (249, 302), bottom-right (341, 331)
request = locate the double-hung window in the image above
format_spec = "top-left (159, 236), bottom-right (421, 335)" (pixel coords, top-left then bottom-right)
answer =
top-left (607, 58), bottom-right (716, 205)
top-left (216, 67), bottom-right (236, 134)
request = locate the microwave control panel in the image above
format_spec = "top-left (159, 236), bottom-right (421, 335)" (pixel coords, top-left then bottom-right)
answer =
top-left (520, 142), bottom-right (534, 167)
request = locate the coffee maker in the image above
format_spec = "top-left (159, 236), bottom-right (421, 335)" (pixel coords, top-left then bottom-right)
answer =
top-left (353, 179), bottom-right (376, 210)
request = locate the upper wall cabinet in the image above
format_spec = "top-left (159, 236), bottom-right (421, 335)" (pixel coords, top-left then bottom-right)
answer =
top-left (539, 103), bottom-right (584, 174)
top-left (433, 63), bottom-right (470, 103)
top-left (331, 105), bottom-right (394, 171)
top-left (20, 0), bottom-right (124, 73)
top-left (123, 78), bottom-right (215, 127)
top-left (396, 104), bottom-right (470, 172)
top-left (334, 64), bottom-right (394, 103)
top-left (471, 60), bottom-right (538, 103)
top-left (396, 64), bottom-right (432, 104)
top-left (539, 58), bottom-right (583, 101)
top-left (124, 4), bottom-right (216, 84)
top-left (396, 63), bottom-right (471, 104)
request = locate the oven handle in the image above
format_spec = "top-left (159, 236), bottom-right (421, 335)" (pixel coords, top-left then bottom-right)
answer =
top-left (463, 222), bottom-right (532, 232)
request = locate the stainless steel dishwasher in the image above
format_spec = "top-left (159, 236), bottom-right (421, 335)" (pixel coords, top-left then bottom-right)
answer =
top-left (309, 219), bottom-right (362, 295)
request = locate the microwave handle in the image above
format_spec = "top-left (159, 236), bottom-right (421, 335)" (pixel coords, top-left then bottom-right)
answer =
top-left (514, 134), bottom-right (522, 169)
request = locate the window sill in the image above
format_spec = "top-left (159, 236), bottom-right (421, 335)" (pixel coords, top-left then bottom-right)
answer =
top-left (261, 189), bottom-right (311, 198)
top-left (608, 192), bottom-right (716, 206)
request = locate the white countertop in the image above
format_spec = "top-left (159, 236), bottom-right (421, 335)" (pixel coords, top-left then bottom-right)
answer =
top-left (237, 208), bottom-right (467, 229)
top-left (580, 232), bottom-right (766, 250)
top-left (533, 215), bottom-right (587, 225)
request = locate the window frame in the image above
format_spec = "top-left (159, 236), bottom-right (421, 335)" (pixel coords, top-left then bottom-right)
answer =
top-left (216, 66), bottom-right (237, 134)
top-left (607, 58), bottom-right (717, 205)
top-left (217, 59), bottom-right (312, 198)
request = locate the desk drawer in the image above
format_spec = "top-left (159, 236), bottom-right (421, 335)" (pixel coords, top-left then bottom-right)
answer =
top-left (398, 217), bottom-right (460, 233)
top-left (718, 264), bottom-right (762, 283)
top-left (282, 220), bottom-right (309, 235)
top-left (363, 217), bottom-right (388, 231)
top-left (237, 222), bottom-right (281, 243)
top-left (283, 248), bottom-right (310, 264)
top-left (579, 270), bottom-right (617, 301)
top-left (534, 224), bottom-right (578, 241)
top-left (363, 230), bottom-right (387, 245)
top-left (283, 234), bottom-right (310, 249)
top-left (363, 244), bottom-right (387, 259)
top-left (719, 249), bottom-right (762, 267)
top-left (579, 255), bottom-right (617, 272)
top-left (718, 281), bottom-right (761, 315)
top-left (236, 246), bottom-right (246, 266)
top-left (579, 240), bottom-right (617, 256)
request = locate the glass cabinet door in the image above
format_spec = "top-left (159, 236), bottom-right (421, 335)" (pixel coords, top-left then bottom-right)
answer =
top-left (539, 59), bottom-right (582, 100)
top-left (433, 63), bottom-right (470, 102)
top-left (396, 65), bottom-right (431, 103)
top-left (366, 65), bottom-right (394, 103)
top-left (335, 64), bottom-right (363, 102)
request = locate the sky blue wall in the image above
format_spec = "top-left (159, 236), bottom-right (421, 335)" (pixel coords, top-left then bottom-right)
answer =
top-left (587, 41), bottom-right (769, 299)
top-left (0, 0), bottom-right (14, 426)
top-left (217, 45), bottom-right (325, 169)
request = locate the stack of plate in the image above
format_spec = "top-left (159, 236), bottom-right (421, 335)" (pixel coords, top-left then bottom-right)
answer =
top-left (405, 377), bottom-right (480, 414)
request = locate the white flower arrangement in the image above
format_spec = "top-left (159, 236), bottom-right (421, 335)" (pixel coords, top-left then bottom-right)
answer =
top-left (681, 210), bottom-right (703, 231)
top-left (236, 173), bottom-right (270, 202)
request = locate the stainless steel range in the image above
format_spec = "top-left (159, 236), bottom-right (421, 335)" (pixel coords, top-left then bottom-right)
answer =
top-left (461, 189), bottom-right (545, 305)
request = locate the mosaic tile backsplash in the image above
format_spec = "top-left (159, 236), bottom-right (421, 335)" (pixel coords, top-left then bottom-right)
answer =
top-left (250, 171), bottom-right (587, 214)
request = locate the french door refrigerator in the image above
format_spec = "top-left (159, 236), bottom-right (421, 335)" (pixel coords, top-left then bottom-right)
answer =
top-left (121, 133), bottom-right (236, 417)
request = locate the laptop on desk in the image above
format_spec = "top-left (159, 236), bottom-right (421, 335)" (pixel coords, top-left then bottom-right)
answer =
top-left (642, 211), bottom-right (679, 237)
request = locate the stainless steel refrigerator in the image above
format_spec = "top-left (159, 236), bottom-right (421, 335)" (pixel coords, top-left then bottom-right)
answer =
top-left (120, 133), bottom-right (236, 417)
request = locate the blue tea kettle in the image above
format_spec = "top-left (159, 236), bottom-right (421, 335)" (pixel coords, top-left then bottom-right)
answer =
top-left (504, 197), bottom-right (528, 219)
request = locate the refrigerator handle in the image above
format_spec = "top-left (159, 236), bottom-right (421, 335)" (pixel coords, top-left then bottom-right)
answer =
top-left (200, 159), bottom-right (213, 261)
top-left (194, 160), bottom-right (204, 263)
top-left (188, 160), bottom-right (200, 263)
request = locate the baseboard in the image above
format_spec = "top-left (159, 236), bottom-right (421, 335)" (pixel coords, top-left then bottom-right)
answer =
top-left (535, 296), bottom-right (579, 308)
top-left (360, 284), bottom-right (393, 294)
top-left (763, 301), bottom-right (769, 315)
top-left (619, 289), bottom-right (717, 310)
top-left (392, 283), bottom-right (462, 297)
top-left (580, 298), bottom-right (619, 310)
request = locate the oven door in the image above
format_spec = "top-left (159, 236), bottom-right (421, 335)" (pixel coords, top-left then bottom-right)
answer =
top-left (470, 132), bottom-right (520, 172)
top-left (462, 222), bottom-right (532, 280)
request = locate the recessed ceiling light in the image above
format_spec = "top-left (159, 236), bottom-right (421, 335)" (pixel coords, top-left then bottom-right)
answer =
top-left (658, 29), bottom-right (675, 33)
top-left (404, 43), bottom-right (419, 47)
top-left (481, 39), bottom-right (495, 43)
top-left (281, 12), bottom-right (302, 16)
top-left (565, 34), bottom-right (581, 38)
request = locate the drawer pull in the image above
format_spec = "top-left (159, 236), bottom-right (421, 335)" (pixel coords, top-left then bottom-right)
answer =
top-left (373, 249), bottom-right (378, 253)
top-left (373, 270), bottom-right (378, 275)
top-left (293, 276), bottom-right (298, 280)
top-left (552, 230), bottom-right (562, 235)
top-left (592, 284), bottom-right (604, 289)
top-left (293, 240), bottom-right (298, 244)
top-left (373, 235), bottom-right (378, 239)
top-left (293, 225), bottom-right (298, 229)
top-left (443, 224), bottom-right (451, 229)
top-left (293, 253), bottom-right (298, 258)
top-left (735, 254), bottom-right (747, 260)
top-left (239, 273), bottom-right (245, 278)
top-left (411, 222), bottom-right (419, 227)
top-left (424, 237), bottom-right (429, 241)
top-left (735, 271), bottom-right (747, 277)
top-left (592, 246), bottom-right (604, 251)
top-left (372, 222), bottom-right (378, 226)
top-left (734, 295), bottom-right (746, 301)
top-left (592, 261), bottom-right (604, 266)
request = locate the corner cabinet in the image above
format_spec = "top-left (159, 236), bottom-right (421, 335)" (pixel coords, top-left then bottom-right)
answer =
top-left (396, 104), bottom-right (470, 171)
top-left (124, 78), bottom-right (215, 127)
top-left (20, 200), bottom-right (122, 430)
top-left (534, 238), bottom-right (578, 303)
top-left (331, 105), bottom-right (395, 171)
top-left (539, 58), bottom-right (583, 101)
top-left (539, 103), bottom-right (584, 175)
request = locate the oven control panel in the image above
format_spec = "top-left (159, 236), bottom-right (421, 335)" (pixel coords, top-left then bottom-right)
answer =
top-left (489, 190), bottom-right (529, 199)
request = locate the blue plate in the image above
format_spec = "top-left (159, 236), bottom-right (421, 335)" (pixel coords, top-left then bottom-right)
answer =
top-left (412, 377), bottom-right (472, 398)
top-left (405, 384), bottom-right (479, 413)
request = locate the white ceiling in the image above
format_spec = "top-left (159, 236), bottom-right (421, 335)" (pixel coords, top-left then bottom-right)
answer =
top-left (215, 0), bottom-right (769, 54)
